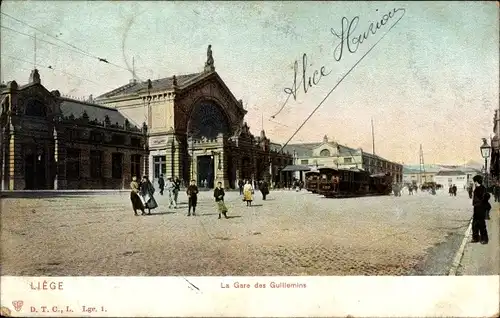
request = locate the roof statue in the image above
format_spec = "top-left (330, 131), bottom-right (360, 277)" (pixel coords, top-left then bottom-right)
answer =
top-left (323, 135), bottom-right (328, 143)
top-left (29, 69), bottom-right (40, 84)
top-left (172, 75), bottom-right (178, 88)
top-left (204, 44), bottom-right (215, 72)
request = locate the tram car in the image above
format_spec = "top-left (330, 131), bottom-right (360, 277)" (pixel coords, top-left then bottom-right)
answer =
top-left (305, 171), bottom-right (320, 193)
top-left (318, 168), bottom-right (393, 198)
top-left (369, 172), bottom-right (393, 195)
top-left (317, 168), bottom-right (337, 196)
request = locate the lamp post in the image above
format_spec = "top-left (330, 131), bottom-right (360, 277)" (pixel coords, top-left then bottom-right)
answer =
top-left (480, 138), bottom-right (491, 188)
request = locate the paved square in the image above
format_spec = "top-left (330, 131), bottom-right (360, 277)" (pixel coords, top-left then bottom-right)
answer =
top-left (1, 189), bottom-right (472, 276)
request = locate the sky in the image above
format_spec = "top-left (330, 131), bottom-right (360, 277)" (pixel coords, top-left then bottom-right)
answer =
top-left (1, 1), bottom-right (498, 165)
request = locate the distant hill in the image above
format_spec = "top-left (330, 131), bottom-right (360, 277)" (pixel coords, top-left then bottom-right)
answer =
top-left (403, 161), bottom-right (483, 174)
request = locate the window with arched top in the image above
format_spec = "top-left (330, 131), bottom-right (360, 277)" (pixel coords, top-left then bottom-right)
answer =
top-left (25, 100), bottom-right (47, 117)
top-left (320, 149), bottom-right (331, 157)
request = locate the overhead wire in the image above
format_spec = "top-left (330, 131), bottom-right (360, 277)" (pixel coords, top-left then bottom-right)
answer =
top-left (4, 54), bottom-right (100, 85)
top-left (1, 12), bottom-right (153, 77)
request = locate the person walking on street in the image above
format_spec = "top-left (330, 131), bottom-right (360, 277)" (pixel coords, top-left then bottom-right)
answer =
top-left (140, 176), bottom-right (158, 215)
top-left (158, 174), bottom-right (165, 195)
top-left (165, 177), bottom-right (177, 209)
top-left (471, 175), bottom-right (489, 244)
top-left (186, 179), bottom-right (199, 216)
top-left (243, 180), bottom-right (254, 206)
top-left (173, 177), bottom-right (181, 207)
top-left (494, 183), bottom-right (500, 202)
top-left (238, 179), bottom-right (244, 195)
top-left (130, 176), bottom-right (146, 216)
top-left (467, 183), bottom-right (473, 199)
top-left (214, 181), bottom-right (228, 219)
top-left (260, 180), bottom-right (269, 200)
top-left (452, 184), bottom-right (457, 196)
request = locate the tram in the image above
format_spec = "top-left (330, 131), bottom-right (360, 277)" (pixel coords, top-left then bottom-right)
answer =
top-left (305, 171), bottom-right (320, 193)
top-left (317, 168), bottom-right (393, 198)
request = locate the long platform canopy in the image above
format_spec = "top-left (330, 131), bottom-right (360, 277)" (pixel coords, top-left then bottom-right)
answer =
top-left (281, 165), bottom-right (311, 172)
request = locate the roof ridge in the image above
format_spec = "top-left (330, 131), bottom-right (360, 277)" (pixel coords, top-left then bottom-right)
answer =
top-left (60, 97), bottom-right (119, 112)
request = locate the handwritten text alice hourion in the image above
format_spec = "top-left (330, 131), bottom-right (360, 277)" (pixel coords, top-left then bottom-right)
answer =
top-left (284, 7), bottom-right (406, 101)
top-left (221, 281), bottom-right (307, 289)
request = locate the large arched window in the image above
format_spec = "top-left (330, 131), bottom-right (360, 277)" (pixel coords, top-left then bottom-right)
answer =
top-left (320, 149), bottom-right (331, 157)
top-left (25, 100), bottom-right (47, 117)
top-left (188, 101), bottom-right (229, 139)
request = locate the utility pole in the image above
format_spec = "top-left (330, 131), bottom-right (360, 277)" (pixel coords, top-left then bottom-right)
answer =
top-left (419, 144), bottom-right (426, 184)
top-left (33, 33), bottom-right (37, 69)
top-left (371, 118), bottom-right (375, 155)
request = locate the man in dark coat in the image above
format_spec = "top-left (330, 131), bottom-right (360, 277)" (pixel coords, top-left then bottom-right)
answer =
top-left (471, 175), bottom-right (489, 244)
top-left (260, 180), bottom-right (269, 200)
top-left (238, 179), bottom-right (244, 195)
top-left (186, 179), bottom-right (199, 216)
top-left (158, 174), bottom-right (165, 195)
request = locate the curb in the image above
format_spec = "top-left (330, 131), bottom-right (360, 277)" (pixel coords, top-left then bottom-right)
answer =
top-left (448, 217), bottom-right (473, 276)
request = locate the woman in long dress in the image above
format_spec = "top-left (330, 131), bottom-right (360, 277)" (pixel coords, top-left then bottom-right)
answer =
top-left (243, 180), bottom-right (254, 207)
top-left (140, 176), bottom-right (158, 215)
top-left (130, 176), bottom-right (145, 216)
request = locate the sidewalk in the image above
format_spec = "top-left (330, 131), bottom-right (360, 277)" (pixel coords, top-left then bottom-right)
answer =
top-left (457, 203), bottom-right (499, 275)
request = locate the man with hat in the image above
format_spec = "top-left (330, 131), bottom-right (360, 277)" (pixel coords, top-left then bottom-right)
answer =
top-left (471, 175), bottom-right (489, 244)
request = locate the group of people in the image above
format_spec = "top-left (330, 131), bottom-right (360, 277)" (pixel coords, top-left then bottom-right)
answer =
top-left (238, 179), bottom-right (270, 206)
top-left (448, 184), bottom-right (458, 196)
top-left (130, 176), bottom-right (273, 219)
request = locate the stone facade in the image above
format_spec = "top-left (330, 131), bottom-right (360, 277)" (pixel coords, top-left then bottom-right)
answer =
top-left (95, 45), bottom-right (292, 189)
top-left (0, 70), bottom-right (148, 190)
top-left (285, 135), bottom-right (403, 182)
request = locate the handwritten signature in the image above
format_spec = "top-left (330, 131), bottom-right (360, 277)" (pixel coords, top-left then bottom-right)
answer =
top-left (283, 7), bottom-right (406, 103)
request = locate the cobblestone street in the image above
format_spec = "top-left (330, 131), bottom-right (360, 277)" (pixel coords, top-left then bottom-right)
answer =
top-left (1, 189), bottom-right (472, 276)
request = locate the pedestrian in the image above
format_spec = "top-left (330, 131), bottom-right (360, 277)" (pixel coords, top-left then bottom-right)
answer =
top-left (260, 179), bottom-right (269, 200)
top-left (408, 185), bottom-right (413, 195)
top-left (186, 179), bottom-right (199, 216)
top-left (173, 176), bottom-right (181, 207)
top-left (214, 181), bottom-right (228, 219)
top-left (467, 183), bottom-right (473, 199)
top-left (485, 192), bottom-right (491, 220)
top-left (130, 176), bottom-right (145, 216)
top-left (471, 175), bottom-right (489, 244)
top-left (494, 183), bottom-right (500, 202)
top-left (238, 179), bottom-right (244, 195)
top-left (158, 174), bottom-right (165, 195)
top-left (165, 177), bottom-right (177, 209)
top-left (452, 184), bottom-right (457, 196)
top-left (243, 180), bottom-right (254, 206)
top-left (140, 176), bottom-right (158, 215)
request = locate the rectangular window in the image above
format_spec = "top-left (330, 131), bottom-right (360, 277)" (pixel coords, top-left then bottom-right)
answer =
top-left (112, 153), bottom-right (123, 179)
top-left (131, 154), bottom-right (141, 179)
top-left (344, 157), bottom-right (352, 164)
top-left (66, 148), bottom-right (80, 180)
top-left (153, 155), bottom-right (167, 179)
top-left (90, 150), bottom-right (103, 178)
top-left (300, 159), bottom-right (308, 165)
top-left (90, 131), bottom-right (103, 143)
top-left (112, 134), bottom-right (125, 145)
top-left (130, 137), bottom-right (141, 148)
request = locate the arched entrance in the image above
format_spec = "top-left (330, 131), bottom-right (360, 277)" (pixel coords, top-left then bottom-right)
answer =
top-left (187, 100), bottom-right (231, 188)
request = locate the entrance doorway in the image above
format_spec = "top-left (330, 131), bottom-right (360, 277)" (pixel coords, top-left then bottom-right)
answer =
top-left (153, 155), bottom-right (166, 187)
top-left (24, 151), bottom-right (46, 189)
top-left (197, 155), bottom-right (214, 188)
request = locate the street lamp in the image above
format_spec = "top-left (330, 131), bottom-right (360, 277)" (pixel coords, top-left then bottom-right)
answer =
top-left (480, 138), bottom-right (491, 187)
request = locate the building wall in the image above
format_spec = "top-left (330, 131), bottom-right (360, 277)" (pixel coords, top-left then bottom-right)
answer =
top-left (434, 175), bottom-right (468, 189)
top-left (403, 172), bottom-right (436, 184)
top-left (98, 94), bottom-right (176, 133)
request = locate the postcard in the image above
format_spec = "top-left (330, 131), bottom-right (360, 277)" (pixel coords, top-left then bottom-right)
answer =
top-left (0, 1), bottom-right (498, 317)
